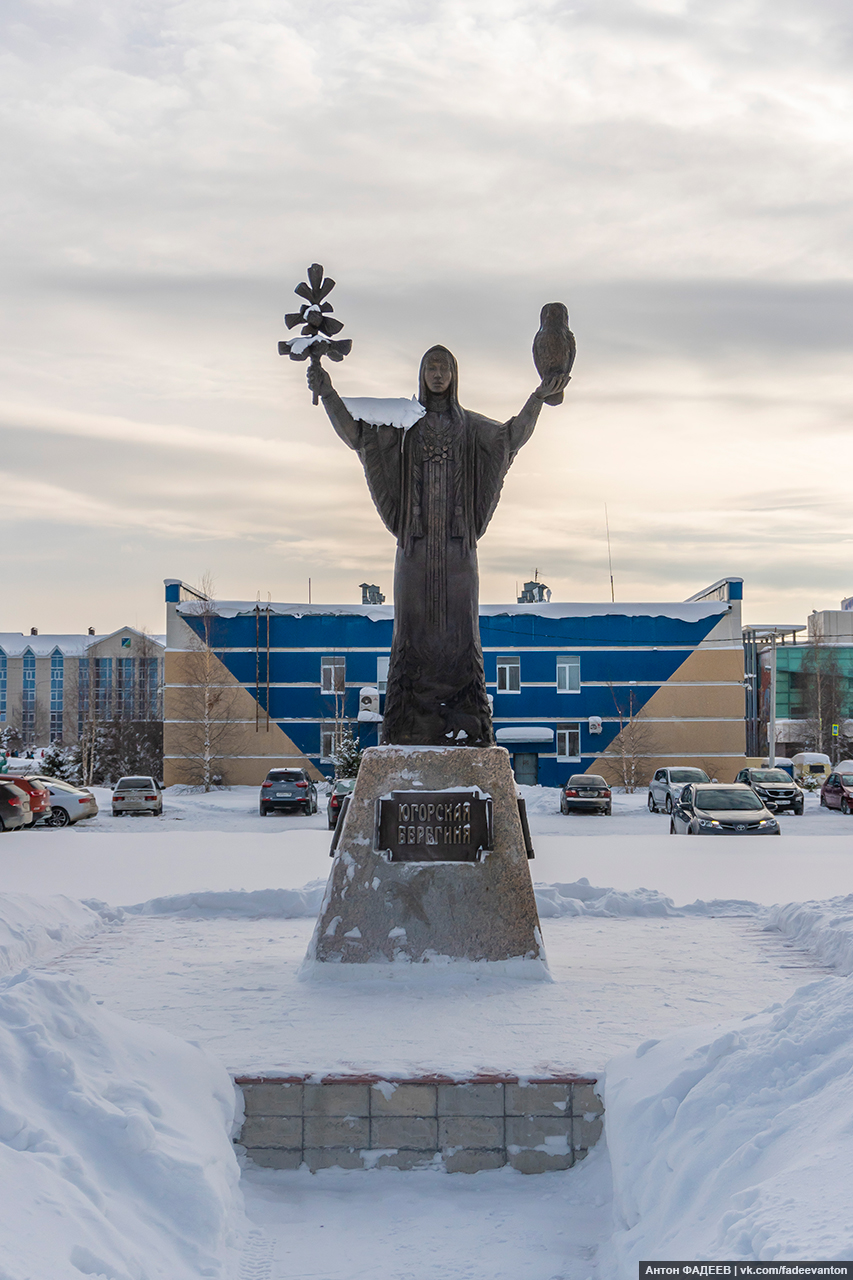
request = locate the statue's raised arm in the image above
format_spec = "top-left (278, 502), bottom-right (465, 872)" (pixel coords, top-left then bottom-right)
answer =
top-left (307, 362), bottom-right (362, 451)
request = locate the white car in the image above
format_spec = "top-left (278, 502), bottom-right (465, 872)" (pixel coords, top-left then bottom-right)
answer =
top-left (112, 776), bottom-right (163, 817)
top-left (29, 776), bottom-right (99, 826)
top-left (648, 766), bottom-right (710, 814)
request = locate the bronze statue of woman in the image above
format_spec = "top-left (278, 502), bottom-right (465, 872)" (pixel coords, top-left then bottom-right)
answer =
top-left (307, 346), bottom-right (568, 747)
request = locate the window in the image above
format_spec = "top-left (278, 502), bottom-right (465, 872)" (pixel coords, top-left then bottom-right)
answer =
top-left (0, 651), bottom-right (6, 722)
top-left (140, 656), bottom-right (161, 719)
top-left (320, 722), bottom-right (340, 760)
top-left (377, 655), bottom-right (390, 695)
top-left (321, 655), bottom-right (346, 693)
top-left (78, 658), bottom-right (90, 735)
top-left (556, 655), bottom-right (580, 693)
top-left (556, 722), bottom-right (581, 760)
top-left (95, 657), bottom-right (112, 719)
top-left (22, 650), bottom-right (35, 745)
top-left (496, 655), bottom-right (520, 692)
top-left (50, 652), bottom-right (64, 743)
top-left (117, 656), bottom-right (135, 719)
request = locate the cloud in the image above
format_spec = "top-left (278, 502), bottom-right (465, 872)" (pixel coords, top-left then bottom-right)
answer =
top-left (2, 0), bottom-right (853, 628)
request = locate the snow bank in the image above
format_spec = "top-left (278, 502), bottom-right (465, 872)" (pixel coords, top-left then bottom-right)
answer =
top-left (766, 894), bottom-right (853, 974)
top-left (534, 878), bottom-right (758, 919)
top-left (124, 881), bottom-right (327, 918)
top-left (0, 894), bottom-right (104, 977)
top-left (120, 877), bottom-right (760, 922)
top-left (602, 975), bottom-right (853, 1270)
top-left (0, 970), bottom-right (243, 1279)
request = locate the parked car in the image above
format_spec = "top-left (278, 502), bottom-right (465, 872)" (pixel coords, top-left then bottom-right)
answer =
top-left (648, 767), bottom-right (711, 814)
top-left (560, 774), bottom-right (611, 815)
top-left (670, 783), bottom-right (779, 836)
top-left (112, 776), bottom-right (163, 816)
top-left (327, 777), bottom-right (356, 828)
top-left (259, 768), bottom-right (318, 816)
top-left (734, 767), bottom-right (804, 815)
top-left (0, 781), bottom-right (31, 831)
top-left (4, 775), bottom-right (52, 826)
top-left (820, 771), bottom-right (853, 814)
top-left (28, 777), bottom-right (99, 827)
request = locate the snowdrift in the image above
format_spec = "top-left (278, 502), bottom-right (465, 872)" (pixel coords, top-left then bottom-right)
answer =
top-left (766, 894), bottom-right (853, 975)
top-left (602, 975), bottom-right (853, 1270)
top-left (0, 970), bottom-right (244, 1279)
top-left (121, 877), bottom-right (761, 921)
top-left (535, 879), bottom-right (759, 919)
top-left (0, 893), bottom-right (104, 977)
top-left (124, 882), bottom-right (327, 919)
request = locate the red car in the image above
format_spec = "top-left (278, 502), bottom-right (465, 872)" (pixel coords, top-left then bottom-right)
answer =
top-left (820, 770), bottom-right (853, 814)
top-left (2, 775), bottom-right (51, 826)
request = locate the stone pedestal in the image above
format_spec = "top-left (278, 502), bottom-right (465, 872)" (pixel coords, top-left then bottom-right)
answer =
top-left (303, 745), bottom-right (547, 977)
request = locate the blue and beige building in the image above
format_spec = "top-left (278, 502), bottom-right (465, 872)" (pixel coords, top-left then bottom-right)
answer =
top-left (164, 576), bottom-right (747, 787)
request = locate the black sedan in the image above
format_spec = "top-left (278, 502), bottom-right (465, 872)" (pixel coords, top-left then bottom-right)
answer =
top-left (670, 783), bottom-right (779, 835)
top-left (560, 774), bottom-right (611, 815)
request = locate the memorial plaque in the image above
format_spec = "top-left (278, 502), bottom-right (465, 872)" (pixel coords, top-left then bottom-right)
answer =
top-left (375, 790), bottom-right (493, 862)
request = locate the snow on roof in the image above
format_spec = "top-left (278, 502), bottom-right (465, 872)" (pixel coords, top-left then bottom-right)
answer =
top-left (179, 600), bottom-right (728, 624)
top-left (0, 630), bottom-right (165, 657)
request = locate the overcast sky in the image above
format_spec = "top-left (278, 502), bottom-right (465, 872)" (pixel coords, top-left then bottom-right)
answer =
top-left (2, 0), bottom-right (852, 634)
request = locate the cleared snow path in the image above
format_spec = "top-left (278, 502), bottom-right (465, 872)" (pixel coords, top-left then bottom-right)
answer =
top-left (36, 914), bottom-right (827, 1076)
top-left (238, 1150), bottom-right (612, 1280)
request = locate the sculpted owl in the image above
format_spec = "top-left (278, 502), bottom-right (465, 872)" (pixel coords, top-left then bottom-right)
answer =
top-left (532, 302), bottom-right (576, 406)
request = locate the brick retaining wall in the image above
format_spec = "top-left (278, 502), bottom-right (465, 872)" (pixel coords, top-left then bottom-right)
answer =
top-left (234, 1073), bottom-right (603, 1174)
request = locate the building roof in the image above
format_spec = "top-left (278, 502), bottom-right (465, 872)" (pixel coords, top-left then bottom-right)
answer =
top-left (0, 629), bottom-right (165, 658)
top-left (178, 600), bottom-right (729, 624)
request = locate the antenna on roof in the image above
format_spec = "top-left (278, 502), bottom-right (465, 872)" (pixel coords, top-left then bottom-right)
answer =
top-left (605, 504), bottom-right (615, 603)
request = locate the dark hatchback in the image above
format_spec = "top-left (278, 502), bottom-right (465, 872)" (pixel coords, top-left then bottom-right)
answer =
top-left (560, 774), bottom-right (612, 815)
top-left (0, 780), bottom-right (31, 831)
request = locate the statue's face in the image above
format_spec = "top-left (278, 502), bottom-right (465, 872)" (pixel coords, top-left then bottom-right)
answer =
top-left (423, 352), bottom-right (453, 395)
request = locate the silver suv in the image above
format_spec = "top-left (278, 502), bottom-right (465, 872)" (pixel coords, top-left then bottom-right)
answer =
top-left (648, 766), bottom-right (711, 814)
top-left (260, 768), bottom-right (318, 816)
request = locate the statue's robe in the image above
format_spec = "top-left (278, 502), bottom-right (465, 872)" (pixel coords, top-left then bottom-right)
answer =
top-left (345, 405), bottom-right (532, 745)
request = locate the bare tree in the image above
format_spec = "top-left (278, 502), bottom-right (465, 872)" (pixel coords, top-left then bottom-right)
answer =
top-left (169, 575), bottom-right (243, 790)
top-left (597, 684), bottom-right (660, 792)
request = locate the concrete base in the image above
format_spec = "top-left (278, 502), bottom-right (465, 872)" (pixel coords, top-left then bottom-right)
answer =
top-left (304, 746), bottom-right (546, 974)
top-left (236, 1073), bottom-right (603, 1174)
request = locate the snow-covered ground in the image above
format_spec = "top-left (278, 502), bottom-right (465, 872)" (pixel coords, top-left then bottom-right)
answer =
top-left (2, 783), bottom-right (853, 1275)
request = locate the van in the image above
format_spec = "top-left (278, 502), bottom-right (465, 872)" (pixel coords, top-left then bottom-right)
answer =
top-left (790, 752), bottom-right (831, 784)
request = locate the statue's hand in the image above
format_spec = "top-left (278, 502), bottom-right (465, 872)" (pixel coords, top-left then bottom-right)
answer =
top-left (535, 372), bottom-right (568, 402)
top-left (307, 361), bottom-right (333, 400)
